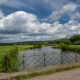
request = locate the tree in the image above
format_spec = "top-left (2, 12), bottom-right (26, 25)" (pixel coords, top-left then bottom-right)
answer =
top-left (53, 38), bottom-right (71, 44)
top-left (70, 35), bottom-right (80, 43)
top-left (59, 43), bottom-right (69, 50)
top-left (74, 41), bottom-right (80, 45)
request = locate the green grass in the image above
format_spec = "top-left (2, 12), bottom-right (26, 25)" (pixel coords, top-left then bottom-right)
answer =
top-left (17, 65), bottom-right (80, 80)
top-left (53, 44), bottom-right (80, 52)
top-left (18, 45), bottom-right (33, 51)
top-left (0, 46), bottom-right (13, 56)
top-left (0, 45), bottom-right (45, 72)
top-left (68, 45), bottom-right (80, 52)
top-left (0, 45), bottom-right (45, 56)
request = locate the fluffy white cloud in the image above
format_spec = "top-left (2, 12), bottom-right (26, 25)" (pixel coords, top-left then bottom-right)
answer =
top-left (45, 3), bottom-right (78, 21)
top-left (0, 11), bottom-right (80, 42)
top-left (0, 11), bottom-right (37, 32)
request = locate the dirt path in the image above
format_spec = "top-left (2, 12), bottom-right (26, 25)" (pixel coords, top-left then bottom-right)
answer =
top-left (0, 62), bottom-right (80, 80)
top-left (27, 68), bottom-right (80, 80)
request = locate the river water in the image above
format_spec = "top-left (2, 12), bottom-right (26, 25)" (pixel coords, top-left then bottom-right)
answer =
top-left (19, 46), bottom-right (80, 70)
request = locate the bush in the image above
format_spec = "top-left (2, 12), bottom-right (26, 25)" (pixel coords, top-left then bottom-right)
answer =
top-left (59, 44), bottom-right (80, 52)
top-left (33, 43), bottom-right (42, 48)
top-left (0, 45), bottom-right (19, 72)
top-left (59, 43), bottom-right (69, 50)
top-left (73, 41), bottom-right (80, 45)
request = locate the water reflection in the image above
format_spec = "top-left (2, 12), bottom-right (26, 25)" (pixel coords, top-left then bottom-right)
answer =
top-left (19, 46), bottom-right (80, 70)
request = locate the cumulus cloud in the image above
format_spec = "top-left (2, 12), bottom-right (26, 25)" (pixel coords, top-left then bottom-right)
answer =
top-left (44, 3), bottom-right (78, 21)
top-left (0, 11), bottom-right (80, 42)
top-left (0, 11), bottom-right (38, 33)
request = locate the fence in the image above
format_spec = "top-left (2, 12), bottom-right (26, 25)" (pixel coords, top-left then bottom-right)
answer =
top-left (19, 51), bottom-right (80, 70)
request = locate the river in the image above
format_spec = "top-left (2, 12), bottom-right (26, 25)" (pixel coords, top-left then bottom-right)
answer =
top-left (19, 46), bottom-right (80, 70)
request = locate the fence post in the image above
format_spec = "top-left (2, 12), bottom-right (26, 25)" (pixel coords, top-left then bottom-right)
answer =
top-left (75, 53), bottom-right (77, 62)
top-left (61, 50), bottom-right (63, 64)
top-left (43, 53), bottom-right (46, 67)
top-left (22, 54), bottom-right (25, 71)
top-left (5, 55), bottom-right (9, 72)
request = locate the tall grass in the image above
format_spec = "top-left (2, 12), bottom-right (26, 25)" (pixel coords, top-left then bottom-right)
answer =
top-left (0, 45), bottom-right (19, 72)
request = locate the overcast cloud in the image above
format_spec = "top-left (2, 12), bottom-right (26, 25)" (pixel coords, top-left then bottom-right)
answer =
top-left (0, 0), bottom-right (80, 42)
top-left (0, 10), bottom-right (80, 42)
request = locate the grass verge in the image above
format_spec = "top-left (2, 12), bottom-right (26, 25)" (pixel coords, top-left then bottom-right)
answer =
top-left (52, 44), bottom-right (80, 52)
top-left (17, 65), bottom-right (80, 80)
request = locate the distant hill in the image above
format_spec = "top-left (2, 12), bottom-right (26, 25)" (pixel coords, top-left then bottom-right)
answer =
top-left (0, 34), bottom-right (80, 46)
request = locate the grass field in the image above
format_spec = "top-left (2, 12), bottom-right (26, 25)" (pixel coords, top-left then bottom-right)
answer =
top-left (0, 45), bottom-right (45, 56)
top-left (0, 46), bottom-right (13, 56)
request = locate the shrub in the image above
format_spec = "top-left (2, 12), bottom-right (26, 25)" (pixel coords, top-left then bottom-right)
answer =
top-left (59, 43), bottom-right (69, 50)
top-left (73, 41), bottom-right (80, 45)
top-left (0, 45), bottom-right (19, 72)
top-left (33, 43), bottom-right (42, 48)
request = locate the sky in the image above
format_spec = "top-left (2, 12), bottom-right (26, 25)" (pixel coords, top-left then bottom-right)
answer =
top-left (0, 0), bottom-right (80, 43)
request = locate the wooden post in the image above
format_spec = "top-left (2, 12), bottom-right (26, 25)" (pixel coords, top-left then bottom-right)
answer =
top-left (5, 55), bottom-right (8, 72)
top-left (43, 53), bottom-right (46, 67)
top-left (75, 53), bottom-right (77, 62)
top-left (22, 54), bottom-right (25, 71)
top-left (61, 50), bottom-right (63, 64)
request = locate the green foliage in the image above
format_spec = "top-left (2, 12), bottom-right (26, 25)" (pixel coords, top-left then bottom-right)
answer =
top-left (53, 38), bottom-right (71, 44)
top-left (59, 43), bottom-right (69, 50)
top-left (67, 45), bottom-right (80, 52)
top-left (33, 43), bottom-right (42, 48)
top-left (54, 43), bottom-right (80, 52)
top-left (18, 45), bottom-right (33, 51)
top-left (0, 45), bottom-right (19, 72)
top-left (70, 35), bottom-right (80, 43)
top-left (73, 41), bottom-right (80, 45)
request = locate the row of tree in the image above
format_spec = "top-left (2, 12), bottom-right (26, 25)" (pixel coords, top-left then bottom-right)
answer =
top-left (51, 35), bottom-right (80, 45)
top-left (0, 34), bottom-right (80, 46)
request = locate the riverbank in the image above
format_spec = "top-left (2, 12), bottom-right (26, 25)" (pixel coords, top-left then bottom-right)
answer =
top-left (0, 45), bottom-right (45, 55)
top-left (53, 44), bottom-right (80, 52)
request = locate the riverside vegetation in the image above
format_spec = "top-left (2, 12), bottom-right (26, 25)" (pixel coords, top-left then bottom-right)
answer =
top-left (53, 43), bottom-right (80, 52)
top-left (52, 35), bottom-right (80, 52)
top-left (0, 45), bottom-right (19, 72)
top-left (0, 34), bottom-right (80, 72)
top-left (0, 44), bottom-right (45, 72)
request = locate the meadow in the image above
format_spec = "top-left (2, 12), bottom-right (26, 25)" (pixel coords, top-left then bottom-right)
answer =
top-left (0, 44), bottom-right (45, 56)
top-left (0, 44), bottom-right (45, 72)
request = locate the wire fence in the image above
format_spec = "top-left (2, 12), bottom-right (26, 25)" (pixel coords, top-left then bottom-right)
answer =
top-left (18, 51), bottom-right (80, 70)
